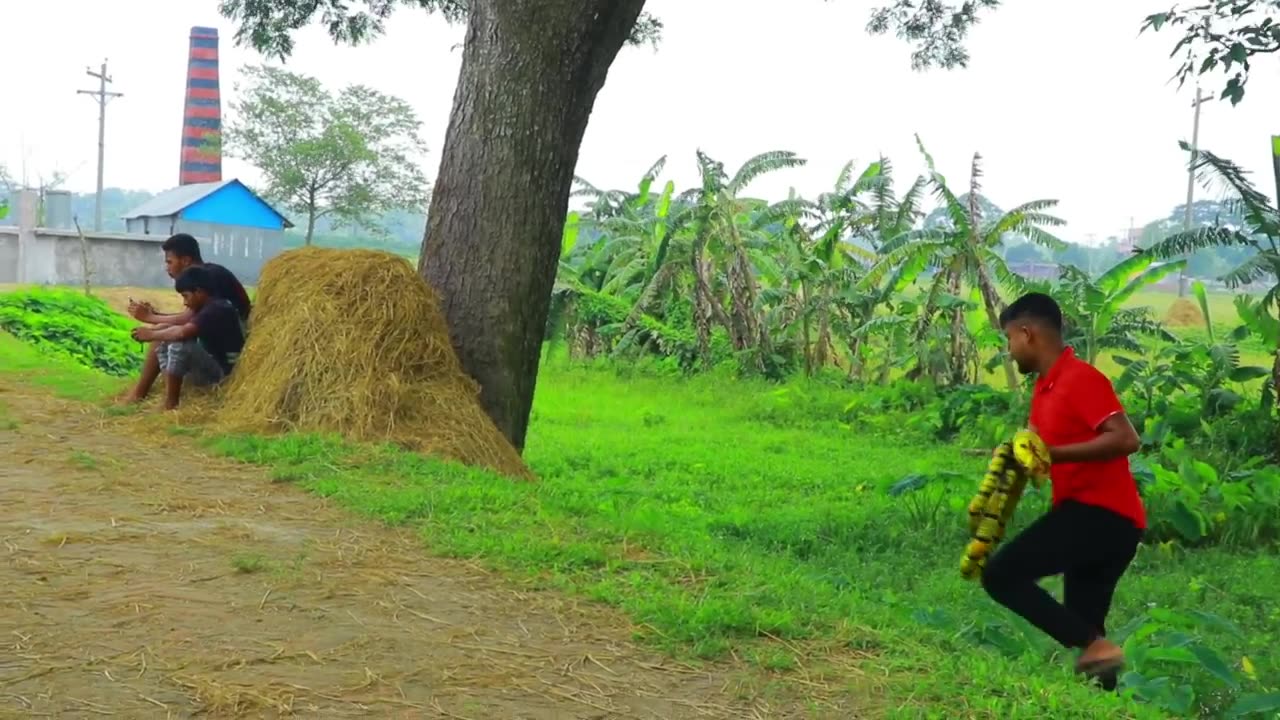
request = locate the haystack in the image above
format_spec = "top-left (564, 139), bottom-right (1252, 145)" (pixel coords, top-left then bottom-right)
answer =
top-left (1164, 297), bottom-right (1204, 328)
top-left (213, 247), bottom-right (530, 479)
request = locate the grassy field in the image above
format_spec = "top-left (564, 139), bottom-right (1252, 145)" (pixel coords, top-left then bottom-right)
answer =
top-left (2, 324), bottom-right (1277, 718)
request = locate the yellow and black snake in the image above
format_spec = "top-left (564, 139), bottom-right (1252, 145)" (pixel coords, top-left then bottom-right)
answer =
top-left (960, 431), bottom-right (1050, 580)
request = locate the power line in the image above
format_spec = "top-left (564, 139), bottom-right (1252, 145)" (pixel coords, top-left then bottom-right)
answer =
top-left (76, 59), bottom-right (123, 232)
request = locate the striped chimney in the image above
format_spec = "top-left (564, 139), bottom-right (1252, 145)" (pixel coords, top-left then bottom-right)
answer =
top-left (179, 26), bottom-right (222, 185)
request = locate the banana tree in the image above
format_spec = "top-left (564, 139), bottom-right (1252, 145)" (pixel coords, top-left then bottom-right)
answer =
top-left (688, 150), bottom-right (806, 366)
top-left (1143, 144), bottom-right (1280, 408)
top-left (1055, 254), bottom-right (1185, 364)
top-left (862, 136), bottom-right (1067, 390)
top-left (815, 157), bottom-right (925, 377)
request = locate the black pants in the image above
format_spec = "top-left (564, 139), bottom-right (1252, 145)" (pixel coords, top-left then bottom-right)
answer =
top-left (982, 500), bottom-right (1142, 687)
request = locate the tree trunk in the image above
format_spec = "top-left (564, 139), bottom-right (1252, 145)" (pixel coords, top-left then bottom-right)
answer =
top-left (815, 294), bottom-right (832, 369)
top-left (846, 336), bottom-right (863, 381)
top-left (947, 268), bottom-right (967, 386)
top-left (1272, 346), bottom-right (1280, 413)
top-left (419, 0), bottom-right (647, 452)
top-left (305, 208), bottom-right (316, 246)
top-left (691, 236), bottom-right (716, 361)
top-left (973, 262), bottom-right (1019, 392)
top-left (801, 285), bottom-right (813, 377)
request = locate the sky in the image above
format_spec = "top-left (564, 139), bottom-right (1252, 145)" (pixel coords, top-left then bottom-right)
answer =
top-left (4, 0), bottom-right (1280, 243)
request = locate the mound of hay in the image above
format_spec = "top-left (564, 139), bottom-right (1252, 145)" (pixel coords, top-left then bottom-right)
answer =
top-left (1164, 297), bottom-right (1204, 328)
top-left (214, 247), bottom-right (530, 479)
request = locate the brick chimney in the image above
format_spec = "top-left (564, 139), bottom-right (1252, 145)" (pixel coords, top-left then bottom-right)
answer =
top-left (179, 26), bottom-right (222, 185)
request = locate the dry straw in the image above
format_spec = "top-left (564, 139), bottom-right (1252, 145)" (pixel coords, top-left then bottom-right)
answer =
top-left (212, 247), bottom-right (530, 479)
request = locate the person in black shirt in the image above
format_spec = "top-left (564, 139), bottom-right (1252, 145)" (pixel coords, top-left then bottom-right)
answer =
top-left (130, 266), bottom-right (245, 410)
top-left (122, 233), bottom-right (252, 404)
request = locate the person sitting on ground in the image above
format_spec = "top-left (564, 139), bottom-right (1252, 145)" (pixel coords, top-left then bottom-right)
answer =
top-left (123, 233), bottom-right (251, 404)
top-left (129, 266), bottom-right (245, 410)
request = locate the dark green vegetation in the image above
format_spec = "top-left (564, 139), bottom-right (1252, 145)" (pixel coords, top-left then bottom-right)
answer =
top-left (2, 279), bottom-right (1278, 716)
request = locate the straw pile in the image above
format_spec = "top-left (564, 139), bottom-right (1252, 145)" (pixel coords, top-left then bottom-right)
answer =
top-left (213, 247), bottom-right (530, 479)
top-left (1165, 297), bottom-right (1204, 328)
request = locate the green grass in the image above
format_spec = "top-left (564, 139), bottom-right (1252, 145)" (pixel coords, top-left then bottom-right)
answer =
top-left (1, 327), bottom-right (1277, 717)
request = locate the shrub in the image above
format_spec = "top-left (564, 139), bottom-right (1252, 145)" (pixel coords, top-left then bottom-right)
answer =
top-left (0, 288), bottom-right (142, 376)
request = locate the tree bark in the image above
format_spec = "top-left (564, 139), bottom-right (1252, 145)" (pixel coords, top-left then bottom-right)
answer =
top-left (947, 267), bottom-right (967, 386)
top-left (419, 0), bottom-right (647, 452)
top-left (305, 187), bottom-right (318, 246)
top-left (973, 261), bottom-right (1019, 392)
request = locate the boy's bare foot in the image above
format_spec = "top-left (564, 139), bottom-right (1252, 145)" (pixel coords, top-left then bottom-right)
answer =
top-left (117, 390), bottom-right (145, 405)
top-left (1076, 637), bottom-right (1125, 676)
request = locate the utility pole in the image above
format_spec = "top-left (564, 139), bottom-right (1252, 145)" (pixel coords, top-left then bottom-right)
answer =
top-left (77, 59), bottom-right (123, 232)
top-left (1179, 87), bottom-right (1213, 297)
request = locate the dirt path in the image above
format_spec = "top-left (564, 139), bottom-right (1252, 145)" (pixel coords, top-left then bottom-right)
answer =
top-left (0, 379), bottom-right (808, 719)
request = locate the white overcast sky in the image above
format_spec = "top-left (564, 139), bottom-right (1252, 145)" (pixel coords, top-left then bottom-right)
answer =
top-left (5, 0), bottom-right (1280, 243)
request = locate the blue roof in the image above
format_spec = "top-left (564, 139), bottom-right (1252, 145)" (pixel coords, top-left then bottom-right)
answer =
top-left (122, 179), bottom-right (293, 230)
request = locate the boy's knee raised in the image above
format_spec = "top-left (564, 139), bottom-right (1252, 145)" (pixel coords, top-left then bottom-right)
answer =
top-left (980, 558), bottom-right (1012, 598)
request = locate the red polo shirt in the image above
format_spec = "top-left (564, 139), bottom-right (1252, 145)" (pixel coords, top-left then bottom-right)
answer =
top-left (1029, 347), bottom-right (1146, 529)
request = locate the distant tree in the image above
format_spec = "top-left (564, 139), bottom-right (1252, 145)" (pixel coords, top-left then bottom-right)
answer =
top-left (0, 163), bottom-right (10, 220)
top-left (224, 64), bottom-right (429, 245)
top-left (1005, 241), bottom-right (1049, 264)
top-left (868, 0), bottom-right (1279, 104)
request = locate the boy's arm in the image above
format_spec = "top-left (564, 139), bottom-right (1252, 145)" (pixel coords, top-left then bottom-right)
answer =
top-left (132, 321), bottom-right (199, 343)
top-left (1048, 413), bottom-right (1141, 464)
top-left (1048, 366), bottom-right (1140, 464)
top-left (144, 308), bottom-right (195, 326)
top-left (128, 300), bottom-right (194, 326)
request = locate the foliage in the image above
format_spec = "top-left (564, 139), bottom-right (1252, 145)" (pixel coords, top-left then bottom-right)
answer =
top-left (217, 0), bottom-right (663, 60)
top-left (863, 138), bottom-right (1066, 389)
top-left (869, 0), bottom-right (1280, 104)
top-left (0, 289), bottom-right (141, 376)
top-left (1050, 255), bottom-right (1183, 365)
top-left (1146, 145), bottom-right (1280, 312)
top-left (1142, 0), bottom-right (1280, 105)
top-left (866, 0), bottom-right (1001, 70)
top-left (224, 64), bottom-right (429, 244)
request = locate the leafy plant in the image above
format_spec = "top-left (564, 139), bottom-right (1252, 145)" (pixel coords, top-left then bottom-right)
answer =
top-left (0, 289), bottom-right (142, 376)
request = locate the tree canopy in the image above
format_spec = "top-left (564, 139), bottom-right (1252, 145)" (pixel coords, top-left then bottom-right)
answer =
top-left (224, 64), bottom-right (429, 244)
top-left (868, 0), bottom-right (1280, 104)
top-left (217, 0), bottom-right (663, 59)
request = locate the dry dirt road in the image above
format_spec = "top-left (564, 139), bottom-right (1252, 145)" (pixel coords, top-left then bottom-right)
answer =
top-left (0, 378), bottom-right (842, 719)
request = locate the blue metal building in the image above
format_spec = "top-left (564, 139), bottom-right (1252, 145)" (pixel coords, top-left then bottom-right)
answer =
top-left (122, 179), bottom-right (293, 283)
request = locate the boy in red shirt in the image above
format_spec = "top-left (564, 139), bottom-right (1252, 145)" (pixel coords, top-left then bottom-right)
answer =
top-left (983, 292), bottom-right (1145, 688)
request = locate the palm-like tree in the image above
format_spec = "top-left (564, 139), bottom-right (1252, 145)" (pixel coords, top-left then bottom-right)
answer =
top-left (1053, 255), bottom-right (1183, 364)
top-left (686, 150), bottom-right (807, 365)
top-left (861, 137), bottom-right (1067, 390)
top-left (1143, 144), bottom-right (1280, 404)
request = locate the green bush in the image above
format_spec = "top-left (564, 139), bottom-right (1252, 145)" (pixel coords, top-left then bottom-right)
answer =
top-left (0, 288), bottom-right (142, 376)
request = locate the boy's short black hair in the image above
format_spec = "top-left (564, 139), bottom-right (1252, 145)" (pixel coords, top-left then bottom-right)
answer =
top-left (174, 265), bottom-right (216, 294)
top-left (161, 233), bottom-right (203, 261)
top-left (999, 292), bottom-right (1063, 332)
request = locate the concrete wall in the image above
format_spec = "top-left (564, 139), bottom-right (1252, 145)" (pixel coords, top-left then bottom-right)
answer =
top-left (1, 190), bottom-right (281, 288)
top-left (0, 226), bottom-right (170, 287)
